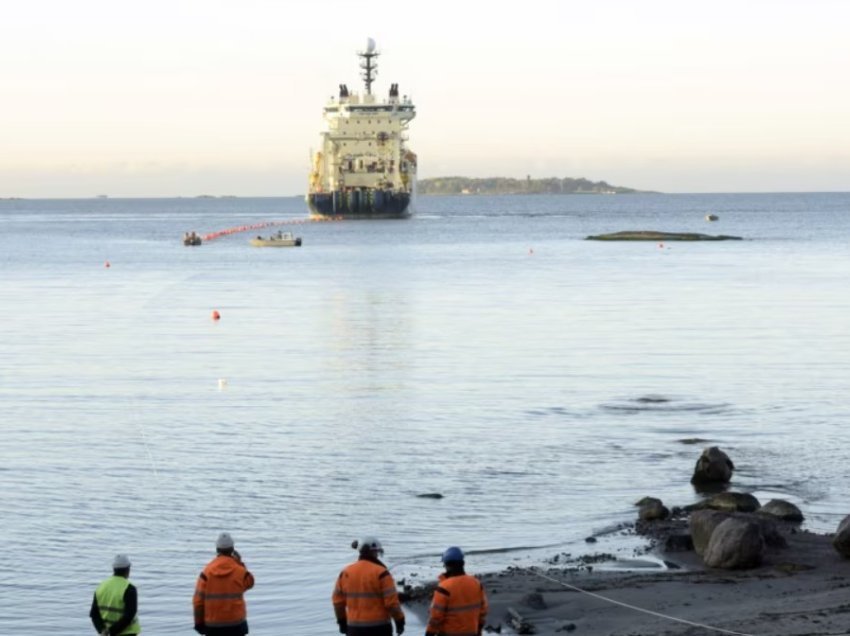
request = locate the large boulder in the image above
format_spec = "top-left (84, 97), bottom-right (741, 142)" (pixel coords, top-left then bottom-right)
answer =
top-left (758, 499), bottom-right (804, 522)
top-left (746, 513), bottom-right (787, 549)
top-left (691, 447), bottom-right (734, 485)
top-left (833, 515), bottom-right (850, 557)
top-left (703, 518), bottom-right (765, 569)
top-left (690, 509), bottom-right (733, 556)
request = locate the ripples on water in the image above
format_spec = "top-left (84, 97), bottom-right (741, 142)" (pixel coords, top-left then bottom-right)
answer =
top-left (2, 193), bottom-right (850, 633)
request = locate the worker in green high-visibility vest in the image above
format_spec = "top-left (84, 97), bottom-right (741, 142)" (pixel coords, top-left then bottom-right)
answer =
top-left (90, 554), bottom-right (141, 635)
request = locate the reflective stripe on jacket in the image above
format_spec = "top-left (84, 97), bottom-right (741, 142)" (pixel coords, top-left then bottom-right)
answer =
top-left (427, 574), bottom-right (488, 636)
top-left (332, 557), bottom-right (405, 628)
top-left (193, 555), bottom-right (255, 629)
top-left (95, 576), bottom-right (141, 635)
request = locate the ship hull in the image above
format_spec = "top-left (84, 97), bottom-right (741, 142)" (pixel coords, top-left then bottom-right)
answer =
top-left (307, 190), bottom-right (411, 220)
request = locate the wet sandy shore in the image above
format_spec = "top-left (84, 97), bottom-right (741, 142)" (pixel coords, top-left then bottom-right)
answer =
top-left (403, 529), bottom-right (850, 635)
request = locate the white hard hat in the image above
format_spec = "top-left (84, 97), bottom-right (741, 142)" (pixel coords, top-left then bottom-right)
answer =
top-left (216, 532), bottom-right (235, 550)
top-left (112, 554), bottom-right (131, 569)
top-left (357, 536), bottom-right (383, 554)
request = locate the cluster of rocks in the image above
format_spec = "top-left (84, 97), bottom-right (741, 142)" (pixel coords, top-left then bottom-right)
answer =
top-left (634, 446), bottom-right (850, 570)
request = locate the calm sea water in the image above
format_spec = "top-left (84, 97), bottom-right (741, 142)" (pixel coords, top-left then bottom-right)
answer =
top-left (2, 192), bottom-right (850, 634)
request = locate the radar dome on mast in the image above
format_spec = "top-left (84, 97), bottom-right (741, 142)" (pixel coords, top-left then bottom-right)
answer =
top-left (359, 38), bottom-right (380, 95)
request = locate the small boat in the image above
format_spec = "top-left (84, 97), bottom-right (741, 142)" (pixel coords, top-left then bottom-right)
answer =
top-left (705, 214), bottom-right (719, 222)
top-left (183, 232), bottom-right (202, 246)
top-left (250, 231), bottom-right (302, 247)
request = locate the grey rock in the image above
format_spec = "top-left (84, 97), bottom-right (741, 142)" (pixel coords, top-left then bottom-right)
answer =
top-left (522, 592), bottom-right (547, 610)
top-left (664, 533), bottom-right (695, 552)
top-left (690, 509), bottom-right (733, 556)
top-left (703, 517), bottom-right (765, 569)
top-left (639, 500), bottom-right (670, 521)
top-left (703, 492), bottom-right (761, 513)
top-left (758, 499), bottom-right (804, 522)
top-left (832, 515), bottom-right (850, 558)
top-left (635, 496), bottom-right (663, 507)
top-left (691, 446), bottom-right (734, 485)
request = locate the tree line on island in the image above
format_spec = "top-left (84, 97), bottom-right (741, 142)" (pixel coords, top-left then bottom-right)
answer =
top-left (417, 176), bottom-right (653, 195)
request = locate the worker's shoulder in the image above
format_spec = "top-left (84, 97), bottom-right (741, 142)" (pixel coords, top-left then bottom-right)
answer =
top-left (345, 559), bottom-right (391, 575)
top-left (443, 573), bottom-right (483, 590)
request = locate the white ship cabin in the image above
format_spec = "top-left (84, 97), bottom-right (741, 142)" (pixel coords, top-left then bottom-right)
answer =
top-left (316, 82), bottom-right (416, 192)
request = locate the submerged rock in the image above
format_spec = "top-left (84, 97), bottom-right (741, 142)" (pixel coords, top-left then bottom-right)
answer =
top-left (677, 438), bottom-right (711, 445)
top-left (691, 446), bottom-right (734, 486)
top-left (586, 231), bottom-right (743, 241)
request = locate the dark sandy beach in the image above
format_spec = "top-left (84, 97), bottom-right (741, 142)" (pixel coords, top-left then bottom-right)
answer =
top-left (403, 529), bottom-right (850, 635)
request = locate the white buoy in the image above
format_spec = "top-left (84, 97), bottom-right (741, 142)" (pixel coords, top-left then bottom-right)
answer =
top-left (218, 378), bottom-right (228, 390)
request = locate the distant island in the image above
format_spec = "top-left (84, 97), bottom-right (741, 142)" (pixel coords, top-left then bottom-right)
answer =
top-left (417, 176), bottom-right (653, 195)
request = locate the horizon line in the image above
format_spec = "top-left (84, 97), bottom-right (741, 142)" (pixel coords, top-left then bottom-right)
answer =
top-left (3, 191), bottom-right (850, 201)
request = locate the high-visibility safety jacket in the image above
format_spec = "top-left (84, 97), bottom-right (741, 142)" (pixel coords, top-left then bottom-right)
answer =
top-left (332, 557), bottom-right (405, 630)
top-left (193, 555), bottom-right (255, 631)
top-left (95, 576), bottom-right (141, 635)
top-left (426, 573), bottom-right (488, 636)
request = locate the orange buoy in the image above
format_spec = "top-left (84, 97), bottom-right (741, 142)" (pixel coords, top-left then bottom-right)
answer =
top-left (212, 310), bottom-right (221, 321)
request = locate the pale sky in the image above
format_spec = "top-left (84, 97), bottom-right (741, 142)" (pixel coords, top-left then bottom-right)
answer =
top-left (2, 0), bottom-right (849, 197)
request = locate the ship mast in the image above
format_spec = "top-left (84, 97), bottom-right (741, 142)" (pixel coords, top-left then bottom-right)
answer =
top-left (358, 38), bottom-right (379, 95)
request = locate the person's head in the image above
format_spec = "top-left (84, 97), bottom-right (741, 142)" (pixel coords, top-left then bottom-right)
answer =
top-left (354, 536), bottom-right (384, 559)
top-left (112, 554), bottom-right (131, 578)
top-left (216, 532), bottom-right (235, 556)
top-left (441, 546), bottom-right (465, 574)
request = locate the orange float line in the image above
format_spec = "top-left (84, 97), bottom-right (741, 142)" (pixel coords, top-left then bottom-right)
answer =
top-left (199, 217), bottom-right (343, 242)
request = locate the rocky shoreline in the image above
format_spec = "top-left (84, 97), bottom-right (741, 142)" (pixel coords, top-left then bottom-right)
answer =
top-left (401, 448), bottom-right (850, 635)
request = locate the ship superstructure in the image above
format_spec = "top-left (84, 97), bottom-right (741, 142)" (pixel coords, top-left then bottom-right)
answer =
top-left (307, 39), bottom-right (417, 219)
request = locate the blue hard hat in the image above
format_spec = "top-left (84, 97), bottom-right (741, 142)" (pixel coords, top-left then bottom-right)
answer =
top-left (442, 546), bottom-right (464, 563)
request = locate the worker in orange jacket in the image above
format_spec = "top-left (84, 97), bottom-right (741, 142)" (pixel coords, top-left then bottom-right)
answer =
top-left (193, 532), bottom-right (255, 636)
top-left (333, 536), bottom-right (406, 636)
top-left (426, 547), bottom-right (488, 636)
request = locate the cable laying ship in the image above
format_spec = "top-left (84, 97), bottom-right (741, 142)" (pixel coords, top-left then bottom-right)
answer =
top-left (307, 39), bottom-right (417, 219)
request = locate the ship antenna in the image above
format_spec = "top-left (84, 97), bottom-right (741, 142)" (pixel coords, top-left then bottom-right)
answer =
top-left (358, 37), bottom-right (379, 95)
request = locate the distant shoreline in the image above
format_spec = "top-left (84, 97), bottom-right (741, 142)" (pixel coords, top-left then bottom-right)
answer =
top-left (417, 176), bottom-right (656, 196)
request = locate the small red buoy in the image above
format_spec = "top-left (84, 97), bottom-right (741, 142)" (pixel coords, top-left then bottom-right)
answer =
top-left (105, 261), bottom-right (111, 268)
top-left (529, 248), bottom-right (534, 255)
top-left (658, 243), bottom-right (664, 249)
top-left (212, 310), bottom-right (221, 321)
